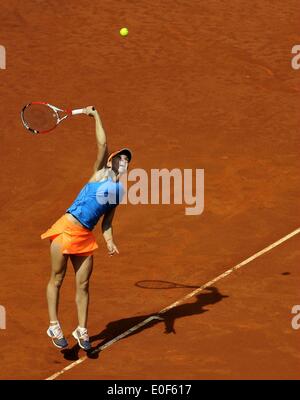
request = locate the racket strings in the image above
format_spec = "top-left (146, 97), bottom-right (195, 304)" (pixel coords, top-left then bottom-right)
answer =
top-left (22, 104), bottom-right (58, 133)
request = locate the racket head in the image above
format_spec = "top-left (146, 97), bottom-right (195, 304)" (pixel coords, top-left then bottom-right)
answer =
top-left (20, 102), bottom-right (65, 134)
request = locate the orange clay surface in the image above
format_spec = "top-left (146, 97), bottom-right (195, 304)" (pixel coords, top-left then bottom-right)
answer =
top-left (0, 0), bottom-right (300, 380)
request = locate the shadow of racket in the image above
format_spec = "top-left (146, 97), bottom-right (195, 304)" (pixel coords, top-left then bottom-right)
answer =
top-left (135, 280), bottom-right (200, 290)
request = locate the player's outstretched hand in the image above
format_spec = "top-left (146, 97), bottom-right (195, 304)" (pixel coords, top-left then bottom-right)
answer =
top-left (84, 106), bottom-right (97, 117)
top-left (107, 241), bottom-right (119, 256)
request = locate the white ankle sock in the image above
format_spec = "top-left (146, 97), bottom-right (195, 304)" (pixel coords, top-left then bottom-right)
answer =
top-left (78, 326), bottom-right (87, 333)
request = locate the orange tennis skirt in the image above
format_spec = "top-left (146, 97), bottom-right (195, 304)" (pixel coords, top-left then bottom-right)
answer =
top-left (41, 214), bottom-right (98, 256)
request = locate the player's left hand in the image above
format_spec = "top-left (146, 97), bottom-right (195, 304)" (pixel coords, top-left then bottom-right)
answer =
top-left (107, 241), bottom-right (119, 256)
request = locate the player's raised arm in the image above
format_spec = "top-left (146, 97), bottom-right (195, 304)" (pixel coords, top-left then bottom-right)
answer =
top-left (84, 106), bottom-right (108, 172)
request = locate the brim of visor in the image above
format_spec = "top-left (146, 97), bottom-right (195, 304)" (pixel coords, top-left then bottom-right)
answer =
top-left (108, 148), bottom-right (132, 163)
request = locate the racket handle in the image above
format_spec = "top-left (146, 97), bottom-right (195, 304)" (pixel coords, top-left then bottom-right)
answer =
top-left (71, 108), bottom-right (85, 115)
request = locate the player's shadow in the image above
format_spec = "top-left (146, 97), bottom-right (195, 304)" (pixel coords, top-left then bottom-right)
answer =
top-left (62, 286), bottom-right (228, 361)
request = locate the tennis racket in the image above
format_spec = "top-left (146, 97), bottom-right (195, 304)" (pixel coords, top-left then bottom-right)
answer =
top-left (20, 102), bottom-right (93, 134)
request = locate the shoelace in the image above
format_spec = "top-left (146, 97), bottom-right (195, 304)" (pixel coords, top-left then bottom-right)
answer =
top-left (51, 324), bottom-right (64, 339)
top-left (78, 329), bottom-right (89, 342)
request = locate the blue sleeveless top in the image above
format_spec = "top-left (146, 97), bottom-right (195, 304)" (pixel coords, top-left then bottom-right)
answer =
top-left (66, 178), bottom-right (124, 231)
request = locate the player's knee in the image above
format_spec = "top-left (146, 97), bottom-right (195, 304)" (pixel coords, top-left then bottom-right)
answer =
top-left (51, 275), bottom-right (64, 289)
top-left (77, 279), bottom-right (89, 292)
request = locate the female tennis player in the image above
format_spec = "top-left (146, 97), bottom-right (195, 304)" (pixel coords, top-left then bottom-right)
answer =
top-left (41, 106), bottom-right (132, 351)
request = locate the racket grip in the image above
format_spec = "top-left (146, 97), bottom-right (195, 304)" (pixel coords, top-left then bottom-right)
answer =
top-left (71, 108), bottom-right (85, 115)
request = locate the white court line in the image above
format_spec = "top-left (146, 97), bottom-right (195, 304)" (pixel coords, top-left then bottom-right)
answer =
top-left (45, 227), bottom-right (300, 380)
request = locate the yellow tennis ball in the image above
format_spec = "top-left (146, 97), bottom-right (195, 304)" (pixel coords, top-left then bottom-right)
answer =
top-left (120, 27), bottom-right (128, 37)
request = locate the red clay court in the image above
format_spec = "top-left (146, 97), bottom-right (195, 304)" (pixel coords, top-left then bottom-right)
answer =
top-left (0, 0), bottom-right (300, 379)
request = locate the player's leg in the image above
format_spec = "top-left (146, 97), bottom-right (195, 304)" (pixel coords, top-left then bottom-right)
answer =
top-left (46, 237), bottom-right (69, 348)
top-left (70, 254), bottom-right (93, 351)
top-left (46, 238), bottom-right (68, 321)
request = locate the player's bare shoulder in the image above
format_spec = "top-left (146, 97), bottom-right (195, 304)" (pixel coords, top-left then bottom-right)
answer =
top-left (89, 167), bottom-right (108, 183)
